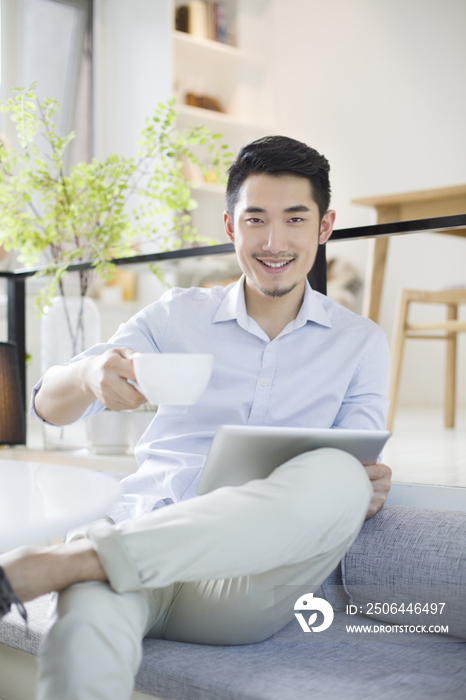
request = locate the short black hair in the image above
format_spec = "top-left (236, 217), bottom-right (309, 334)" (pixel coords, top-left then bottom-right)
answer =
top-left (226, 135), bottom-right (331, 220)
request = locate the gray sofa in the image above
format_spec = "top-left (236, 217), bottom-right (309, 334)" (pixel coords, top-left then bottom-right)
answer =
top-left (1, 484), bottom-right (466, 700)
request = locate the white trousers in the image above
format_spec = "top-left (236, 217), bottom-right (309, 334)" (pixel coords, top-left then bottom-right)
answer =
top-left (37, 448), bottom-right (372, 700)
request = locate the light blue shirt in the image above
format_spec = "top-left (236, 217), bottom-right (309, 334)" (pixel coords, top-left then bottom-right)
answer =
top-left (31, 276), bottom-right (390, 523)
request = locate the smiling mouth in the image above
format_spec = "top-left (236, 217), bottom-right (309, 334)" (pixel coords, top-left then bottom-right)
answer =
top-left (257, 259), bottom-right (294, 269)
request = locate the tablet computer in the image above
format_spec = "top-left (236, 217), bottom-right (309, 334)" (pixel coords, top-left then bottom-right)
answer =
top-left (196, 424), bottom-right (391, 495)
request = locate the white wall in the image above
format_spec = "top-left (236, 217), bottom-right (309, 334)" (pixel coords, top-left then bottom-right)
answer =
top-left (273, 0), bottom-right (466, 406)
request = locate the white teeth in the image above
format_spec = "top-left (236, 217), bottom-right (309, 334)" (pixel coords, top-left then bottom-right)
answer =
top-left (261, 260), bottom-right (291, 268)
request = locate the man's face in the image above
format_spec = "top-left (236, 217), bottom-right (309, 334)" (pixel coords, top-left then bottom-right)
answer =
top-left (224, 173), bottom-right (335, 300)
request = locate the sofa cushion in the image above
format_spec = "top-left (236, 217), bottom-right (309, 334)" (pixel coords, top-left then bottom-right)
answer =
top-left (342, 505), bottom-right (466, 639)
top-left (1, 595), bottom-right (466, 700)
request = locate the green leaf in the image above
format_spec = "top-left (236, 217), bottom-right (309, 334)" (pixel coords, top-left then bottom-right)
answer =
top-left (0, 87), bottom-right (232, 313)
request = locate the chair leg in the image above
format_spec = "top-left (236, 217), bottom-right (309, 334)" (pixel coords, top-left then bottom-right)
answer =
top-left (362, 237), bottom-right (390, 323)
top-left (386, 291), bottom-right (411, 431)
top-left (444, 304), bottom-right (458, 429)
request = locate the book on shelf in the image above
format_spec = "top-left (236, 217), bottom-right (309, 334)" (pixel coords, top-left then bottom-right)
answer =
top-left (186, 92), bottom-right (225, 112)
top-left (175, 2), bottom-right (231, 45)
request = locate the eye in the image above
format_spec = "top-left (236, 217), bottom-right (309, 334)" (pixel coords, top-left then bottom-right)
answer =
top-left (288, 217), bottom-right (304, 223)
top-left (245, 217), bottom-right (263, 224)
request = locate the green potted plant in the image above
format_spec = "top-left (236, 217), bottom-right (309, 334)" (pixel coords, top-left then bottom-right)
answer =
top-left (0, 85), bottom-right (232, 450)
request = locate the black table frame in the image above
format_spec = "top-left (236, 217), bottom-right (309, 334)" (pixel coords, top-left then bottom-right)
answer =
top-left (2, 213), bottom-right (466, 432)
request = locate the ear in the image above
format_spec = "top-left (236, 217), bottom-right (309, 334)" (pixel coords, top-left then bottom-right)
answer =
top-left (223, 211), bottom-right (235, 243)
top-left (319, 210), bottom-right (336, 245)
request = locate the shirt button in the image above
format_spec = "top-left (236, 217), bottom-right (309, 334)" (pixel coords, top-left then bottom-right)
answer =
top-left (268, 345), bottom-right (273, 352)
top-left (261, 379), bottom-right (268, 386)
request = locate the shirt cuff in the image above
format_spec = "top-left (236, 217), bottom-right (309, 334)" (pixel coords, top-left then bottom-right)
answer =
top-left (29, 376), bottom-right (105, 425)
top-left (29, 378), bottom-right (50, 424)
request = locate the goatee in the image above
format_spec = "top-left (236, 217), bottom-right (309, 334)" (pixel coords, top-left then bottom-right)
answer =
top-left (256, 281), bottom-right (299, 298)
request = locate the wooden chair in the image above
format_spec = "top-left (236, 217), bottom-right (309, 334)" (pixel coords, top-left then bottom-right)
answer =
top-left (387, 288), bottom-right (466, 430)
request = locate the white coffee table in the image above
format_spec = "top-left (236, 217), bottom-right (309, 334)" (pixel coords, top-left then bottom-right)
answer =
top-left (0, 460), bottom-right (121, 551)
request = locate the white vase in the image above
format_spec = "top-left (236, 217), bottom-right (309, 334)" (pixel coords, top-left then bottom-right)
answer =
top-left (87, 410), bottom-right (130, 455)
top-left (41, 295), bottom-right (101, 374)
top-left (40, 296), bottom-right (101, 450)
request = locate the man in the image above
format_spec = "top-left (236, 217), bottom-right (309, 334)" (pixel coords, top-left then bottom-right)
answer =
top-left (1, 136), bottom-right (391, 700)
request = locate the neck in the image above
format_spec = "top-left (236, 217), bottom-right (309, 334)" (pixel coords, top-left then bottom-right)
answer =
top-left (244, 278), bottom-right (306, 340)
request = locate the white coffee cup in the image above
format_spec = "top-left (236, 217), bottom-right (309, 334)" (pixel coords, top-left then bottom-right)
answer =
top-left (131, 353), bottom-right (214, 406)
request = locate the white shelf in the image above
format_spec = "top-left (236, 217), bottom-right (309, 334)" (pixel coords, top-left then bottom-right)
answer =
top-left (171, 0), bottom-right (276, 250)
top-left (176, 103), bottom-right (272, 132)
top-left (173, 30), bottom-right (264, 66)
top-left (174, 30), bottom-right (239, 58)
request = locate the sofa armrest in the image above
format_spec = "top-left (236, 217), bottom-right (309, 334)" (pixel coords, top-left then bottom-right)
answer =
top-left (341, 504), bottom-right (466, 639)
top-left (387, 482), bottom-right (466, 511)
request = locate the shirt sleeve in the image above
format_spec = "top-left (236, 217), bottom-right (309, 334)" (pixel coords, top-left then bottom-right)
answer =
top-left (331, 329), bottom-right (391, 432)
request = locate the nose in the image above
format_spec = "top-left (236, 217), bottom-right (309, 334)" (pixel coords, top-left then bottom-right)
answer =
top-left (262, 224), bottom-right (289, 254)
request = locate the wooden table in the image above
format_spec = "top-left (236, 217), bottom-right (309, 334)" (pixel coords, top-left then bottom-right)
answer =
top-left (352, 184), bottom-right (466, 322)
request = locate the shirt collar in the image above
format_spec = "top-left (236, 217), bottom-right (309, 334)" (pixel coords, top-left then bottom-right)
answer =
top-left (213, 276), bottom-right (249, 327)
top-left (213, 275), bottom-right (332, 330)
top-left (294, 279), bottom-right (333, 329)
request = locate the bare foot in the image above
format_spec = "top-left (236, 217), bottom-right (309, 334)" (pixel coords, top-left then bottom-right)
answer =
top-left (0, 539), bottom-right (107, 603)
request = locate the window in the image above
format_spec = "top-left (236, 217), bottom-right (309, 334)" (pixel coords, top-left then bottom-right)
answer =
top-left (2, 0), bottom-right (93, 165)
